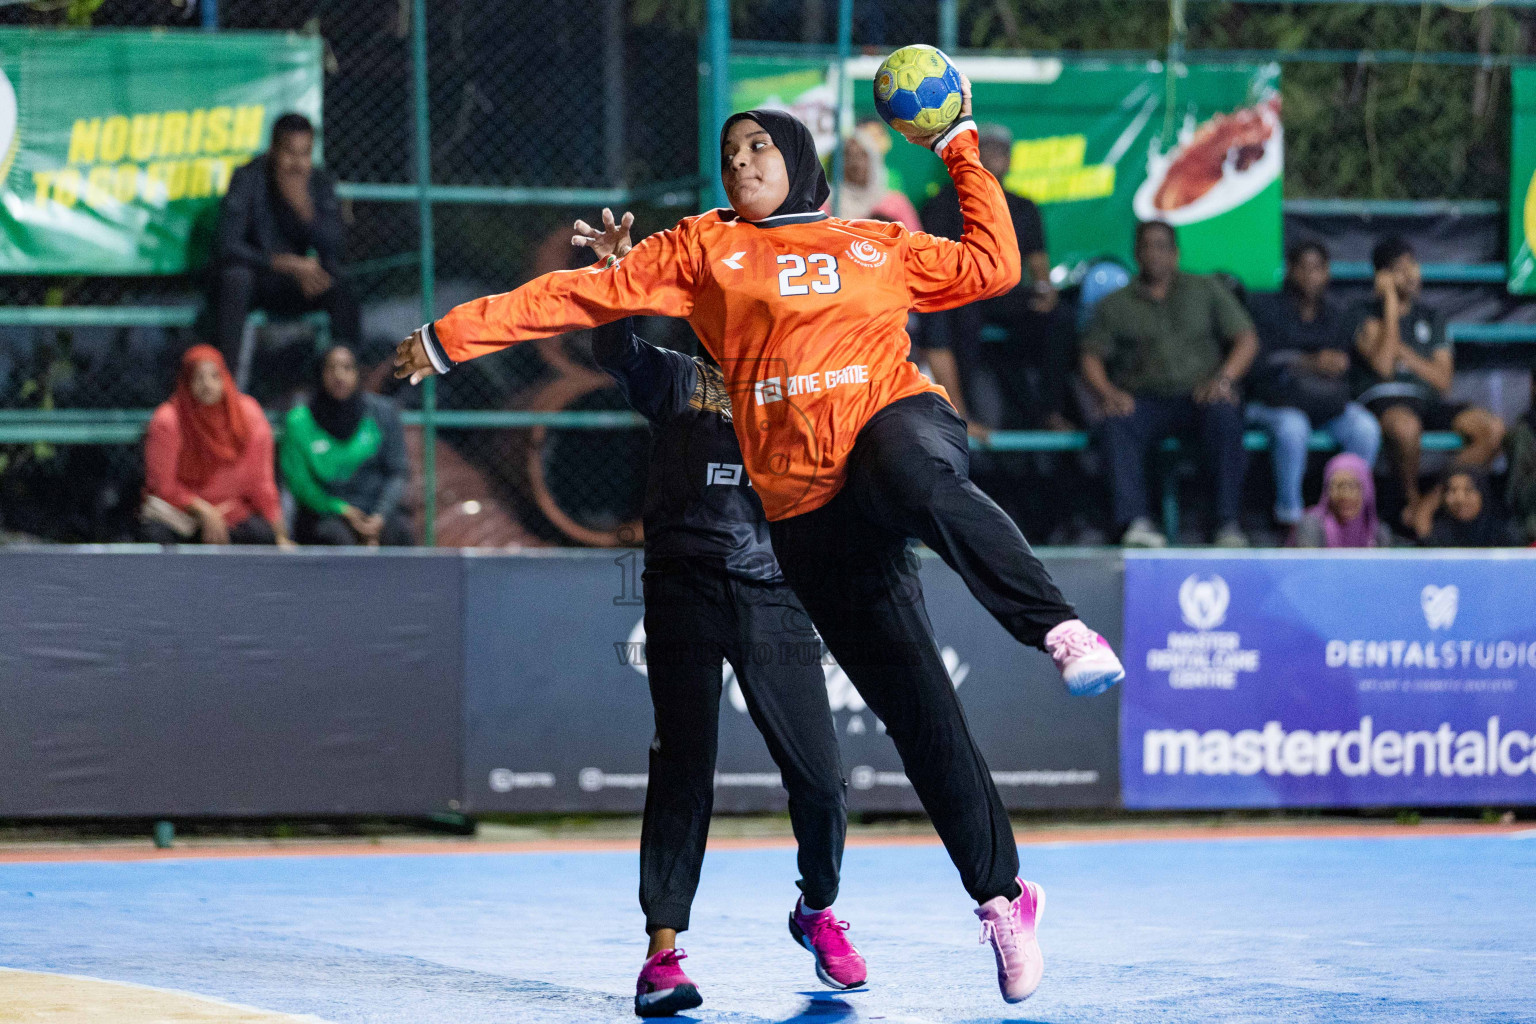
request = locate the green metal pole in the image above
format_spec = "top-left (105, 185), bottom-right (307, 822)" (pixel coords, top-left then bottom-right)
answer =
top-left (701, 0), bottom-right (730, 211)
top-left (938, 0), bottom-right (957, 52)
top-left (1162, 0), bottom-right (1187, 148)
top-left (412, 0), bottom-right (437, 546)
top-left (829, 0), bottom-right (853, 216)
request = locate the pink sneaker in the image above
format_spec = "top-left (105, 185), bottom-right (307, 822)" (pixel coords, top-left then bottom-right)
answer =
top-left (1045, 618), bottom-right (1125, 697)
top-left (789, 897), bottom-right (867, 989)
top-left (975, 878), bottom-right (1046, 1003)
top-left (634, 948), bottom-right (702, 1018)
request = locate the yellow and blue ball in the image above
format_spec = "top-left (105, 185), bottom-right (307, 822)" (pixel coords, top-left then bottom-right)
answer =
top-left (873, 44), bottom-right (963, 137)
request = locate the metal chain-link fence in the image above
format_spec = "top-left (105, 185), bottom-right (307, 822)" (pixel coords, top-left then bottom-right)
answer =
top-left (0, 0), bottom-right (1532, 543)
top-left (0, 0), bottom-right (701, 545)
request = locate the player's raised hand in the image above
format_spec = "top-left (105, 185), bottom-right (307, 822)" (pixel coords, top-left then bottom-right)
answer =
top-left (573, 208), bottom-right (634, 262)
top-left (896, 73), bottom-right (972, 149)
top-left (393, 328), bottom-right (437, 386)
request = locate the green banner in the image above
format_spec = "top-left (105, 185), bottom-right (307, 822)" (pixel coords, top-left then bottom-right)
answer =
top-left (1510, 67), bottom-right (1536, 295)
top-left (726, 56), bottom-right (1283, 291)
top-left (0, 29), bottom-right (321, 275)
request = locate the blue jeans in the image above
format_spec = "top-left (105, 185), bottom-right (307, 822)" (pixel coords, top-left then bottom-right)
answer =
top-left (1246, 402), bottom-right (1382, 524)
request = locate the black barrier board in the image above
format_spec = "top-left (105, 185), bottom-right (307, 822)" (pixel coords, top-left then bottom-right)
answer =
top-left (462, 550), bottom-right (1121, 812)
top-left (0, 549), bottom-right (462, 816)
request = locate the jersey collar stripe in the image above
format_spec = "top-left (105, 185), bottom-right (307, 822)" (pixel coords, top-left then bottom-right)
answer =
top-left (719, 209), bottom-right (830, 228)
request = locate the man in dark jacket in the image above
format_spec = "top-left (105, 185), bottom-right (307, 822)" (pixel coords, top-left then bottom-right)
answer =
top-left (207, 113), bottom-right (360, 360)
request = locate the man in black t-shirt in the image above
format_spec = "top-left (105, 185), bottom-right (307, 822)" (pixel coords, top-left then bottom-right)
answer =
top-left (1246, 241), bottom-right (1381, 527)
top-left (1354, 236), bottom-right (1506, 526)
top-left (920, 124), bottom-right (1074, 433)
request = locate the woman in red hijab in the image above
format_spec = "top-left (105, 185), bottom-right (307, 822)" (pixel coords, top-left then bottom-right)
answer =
top-left (141, 344), bottom-right (290, 546)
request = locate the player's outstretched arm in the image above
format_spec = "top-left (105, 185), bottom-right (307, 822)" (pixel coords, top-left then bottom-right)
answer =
top-left (394, 216), bottom-right (698, 385)
top-left (897, 75), bottom-right (1022, 313)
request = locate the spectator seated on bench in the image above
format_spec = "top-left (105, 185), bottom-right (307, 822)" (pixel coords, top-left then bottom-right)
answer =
top-left (1354, 236), bottom-right (1505, 529)
top-left (1247, 241), bottom-right (1381, 529)
top-left (1506, 376), bottom-right (1536, 544)
top-left (208, 112), bottom-right (360, 367)
top-left (280, 344), bottom-right (414, 547)
top-left (1289, 452), bottom-right (1394, 549)
top-left (1080, 220), bottom-right (1258, 549)
top-left (1415, 466), bottom-right (1523, 547)
top-left (141, 345), bottom-right (291, 547)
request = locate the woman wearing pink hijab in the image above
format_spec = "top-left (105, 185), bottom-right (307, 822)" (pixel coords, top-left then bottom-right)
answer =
top-left (1290, 452), bottom-right (1395, 548)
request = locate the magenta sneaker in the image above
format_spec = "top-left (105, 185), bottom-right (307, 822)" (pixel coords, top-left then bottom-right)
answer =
top-left (1045, 618), bottom-right (1125, 697)
top-left (634, 948), bottom-right (702, 1018)
top-left (788, 898), bottom-right (867, 989)
top-left (975, 878), bottom-right (1046, 1003)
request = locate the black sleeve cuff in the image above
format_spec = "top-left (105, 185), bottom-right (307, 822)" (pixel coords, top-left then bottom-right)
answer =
top-left (420, 322), bottom-right (455, 375)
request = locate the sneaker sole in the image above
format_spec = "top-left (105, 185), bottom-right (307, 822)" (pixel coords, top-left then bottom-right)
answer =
top-left (788, 914), bottom-right (867, 990)
top-left (1066, 665), bottom-right (1125, 697)
top-left (634, 984), bottom-right (702, 1018)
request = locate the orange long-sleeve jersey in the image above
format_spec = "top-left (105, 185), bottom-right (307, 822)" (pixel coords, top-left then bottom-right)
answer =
top-left (425, 121), bottom-right (1020, 521)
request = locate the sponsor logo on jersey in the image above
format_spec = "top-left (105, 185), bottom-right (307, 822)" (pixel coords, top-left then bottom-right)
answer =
top-left (844, 239), bottom-right (888, 268)
top-left (754, 365), bottom-right (869, 405)
top-left (705, 462), bottom-right (743, 486)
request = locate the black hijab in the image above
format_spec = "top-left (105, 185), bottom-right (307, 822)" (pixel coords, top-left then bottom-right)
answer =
top-left (720, 108), bottom-right (830, 220)
top-left (1425, 468), bottom-right (1517, 548)
top-left (309, 344), bottom-right (365, 441)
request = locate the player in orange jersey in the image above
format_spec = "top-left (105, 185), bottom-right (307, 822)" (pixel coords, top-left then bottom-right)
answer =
top-left (396, 82), bottom-right (1123, 1004)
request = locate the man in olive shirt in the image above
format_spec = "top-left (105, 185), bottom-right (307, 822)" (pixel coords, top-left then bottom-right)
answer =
top-left (1080, 221), bottom-right (1259, 547)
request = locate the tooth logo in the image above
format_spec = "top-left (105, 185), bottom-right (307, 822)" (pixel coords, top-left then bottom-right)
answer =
top-left (1178, 574), bottom-right (1229, 631)
top-left (1421, 585), bottom-right (1458, 630)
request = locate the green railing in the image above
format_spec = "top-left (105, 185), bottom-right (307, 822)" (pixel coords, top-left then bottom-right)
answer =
top-left (3, 0), bottom-right (1532, 546)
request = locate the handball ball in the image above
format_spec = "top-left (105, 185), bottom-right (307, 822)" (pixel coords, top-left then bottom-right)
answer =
top-left (873, 44), bottom-right (963, 137)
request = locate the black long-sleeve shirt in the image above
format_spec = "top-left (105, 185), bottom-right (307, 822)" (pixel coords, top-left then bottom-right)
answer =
top-left (214, 155), bottom-right (344, 275)
top-left (593, 318), bottom-right (781, 582)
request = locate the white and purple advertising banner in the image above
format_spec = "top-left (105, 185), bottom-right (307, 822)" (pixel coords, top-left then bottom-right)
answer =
top-left (1121, 551), bottom-right (1536, 809)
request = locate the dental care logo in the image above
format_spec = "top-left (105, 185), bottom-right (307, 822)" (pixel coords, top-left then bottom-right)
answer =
top-left (844, 239), bottom-right (888, 268)
top-left (1422, 585), bottom-right (1459, 630)
top-left (1146, 573), bottom-right (1260, 689)
top-left (1325, 581), bottom-right (1536, 674)
top-left (1179, 574), bottom-right (1229, 630)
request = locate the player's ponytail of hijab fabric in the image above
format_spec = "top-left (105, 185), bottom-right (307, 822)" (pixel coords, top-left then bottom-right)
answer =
top-left (171, 344), bottom-right (249, 485)
top-left (721, 109), bottom-right (830, 219)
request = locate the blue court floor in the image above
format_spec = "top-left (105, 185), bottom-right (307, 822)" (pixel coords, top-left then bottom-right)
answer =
top-left (0, 831), bottom-right (1532, 1023)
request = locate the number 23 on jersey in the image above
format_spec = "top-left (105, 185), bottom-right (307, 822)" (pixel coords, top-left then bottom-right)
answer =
top-left (776, 254), bottom-right (841, 296)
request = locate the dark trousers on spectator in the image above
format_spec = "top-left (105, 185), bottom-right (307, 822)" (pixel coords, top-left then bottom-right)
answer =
top-left (139, 516), bottom-right (276, 545)
top-left (770, 392), bottom-right (1077, 906)
top-left (1099, 394), bottom-right (1246, 532)
top-left (294, 509), bottom-right (416, 546)
top-left (210, 263), bottom-right (362, 361)
top-left (640, 567), bottom-right (846, 933)
top-left (943, 286), bottom-right (1078, 428)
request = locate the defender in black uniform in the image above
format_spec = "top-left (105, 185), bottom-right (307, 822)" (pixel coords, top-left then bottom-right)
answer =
top-left (596, 317), bottom-right (866, 1016)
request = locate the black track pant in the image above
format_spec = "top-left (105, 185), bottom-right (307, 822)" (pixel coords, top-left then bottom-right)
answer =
top-left (769, 392), bottom-right (1076, 904)
top-left (639, 567), bottom-right (846, 934)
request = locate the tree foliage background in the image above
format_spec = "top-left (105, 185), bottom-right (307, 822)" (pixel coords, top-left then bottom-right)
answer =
top-left (639, 0), bottom-right (1536, 200)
